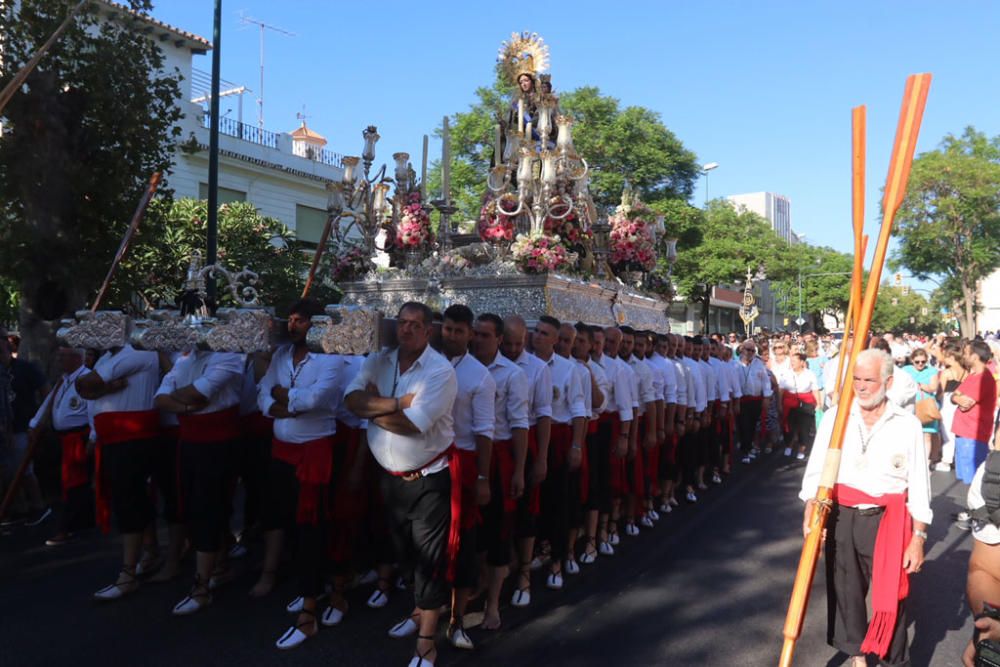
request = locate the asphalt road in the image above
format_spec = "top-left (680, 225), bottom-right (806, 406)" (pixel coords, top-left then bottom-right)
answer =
top-left (0, 453), bottom-right (977, 667)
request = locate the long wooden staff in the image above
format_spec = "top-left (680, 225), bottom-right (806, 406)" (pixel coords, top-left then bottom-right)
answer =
top-left (302, 212), bottom-right (336, 298)
top-left (0, 0), bottom-right (89, 115)
top-left (90, 172), bottom-right (162, 312)
top-left (778, 73), bottom-right (931, 667)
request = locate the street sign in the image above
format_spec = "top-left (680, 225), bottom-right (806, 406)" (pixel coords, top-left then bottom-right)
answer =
top-left (795, 317), bottom-right (806, 326)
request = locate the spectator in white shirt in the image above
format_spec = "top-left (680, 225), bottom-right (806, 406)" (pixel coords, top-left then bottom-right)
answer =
top-left (346, 302), bottom-right (457, 666)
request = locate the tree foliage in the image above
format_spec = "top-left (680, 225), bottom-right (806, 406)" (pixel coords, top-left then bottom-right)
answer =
top-left (770, 244), bottom-right (856, 327)
top-left (891, 127), bottom-right (1000, 336)
top-left (870, 285), bottom-right (943, 335)
top-left (0, 0), bottom-right (182, 359)
top-left (116, 199), bottom-right (336, 316)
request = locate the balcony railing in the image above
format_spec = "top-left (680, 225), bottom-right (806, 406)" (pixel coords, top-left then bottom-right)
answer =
top-left (200, 114), bottom-right (342, 167)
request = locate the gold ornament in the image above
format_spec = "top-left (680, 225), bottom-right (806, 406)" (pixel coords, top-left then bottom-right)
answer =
top-left (497, 31), bottom-right (550, 86)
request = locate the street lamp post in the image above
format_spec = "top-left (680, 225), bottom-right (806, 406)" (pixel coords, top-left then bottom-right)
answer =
top-left (702, 162), bottom-right (719, 205)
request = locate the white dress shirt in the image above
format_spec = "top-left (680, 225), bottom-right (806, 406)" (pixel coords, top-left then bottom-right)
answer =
top-left (779, 368), bottom-right (819, 394)
top-left (709, 356), bottom-right (732, 402)
top-left (513, 351), bottom-right (553, 426)
top-left (450, 352), bottom-right (496, 452)
top-left (539, 352), bottom-right (587, 425)
top-left (587, 359), bottom-right (609, 416)
top-left (574, 360), bottom-right (594, 421)
top-left (650, 353), bottom-right (678, 405)
top-left (671, 356), bottom-right (692, 408)
top-left (156, 351), bottom-right (243, 414)
top-left (737, 357), bottom-right (773, 398)
top-left (700, 359), bottom-right (718, 403)
top-left (485, 351), bottom-right (529, 441)
top-left (594, 353), bottom-right (634, 422)
top-left (628, 355), bottom-right (657, 410)
top-left (725, 360), bottom-right (743, 400)
top-left (682, 357), bottom-right (707, 412)
top-left (348, 345), bottom-right (457, 473)
top-left (89, 345), bottom-right (159, 417)
top-left (799, 400), bottom-right (933, 525)
top-left (30, 365), bottom-right (89, 432)
top-left (335, 354), bottom-right (366, 429)
top-left (259, 345), bottom-right (341, 444)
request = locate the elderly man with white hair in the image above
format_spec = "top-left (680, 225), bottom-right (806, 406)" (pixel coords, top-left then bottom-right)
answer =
top-left (800, 349), bottom-right (932, 667)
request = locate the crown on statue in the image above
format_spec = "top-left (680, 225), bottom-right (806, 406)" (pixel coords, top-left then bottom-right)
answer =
top-left (497, 31), bottom-right (550, 85)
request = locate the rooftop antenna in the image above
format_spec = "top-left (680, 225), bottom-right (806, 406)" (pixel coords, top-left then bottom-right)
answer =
top-left (239, 12), bottom-right (295, 129)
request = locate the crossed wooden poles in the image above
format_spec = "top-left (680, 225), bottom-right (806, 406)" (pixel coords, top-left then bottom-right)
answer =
top-left (778, 73), bottom-right (932, 667)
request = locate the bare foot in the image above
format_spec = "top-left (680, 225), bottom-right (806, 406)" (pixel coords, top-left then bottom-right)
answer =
top-left (249, 571), bottom-right (276, 597)
top-left (297, 611), bottom-right (318, 638)
top-left (482, 608), bottom-right (502, 630)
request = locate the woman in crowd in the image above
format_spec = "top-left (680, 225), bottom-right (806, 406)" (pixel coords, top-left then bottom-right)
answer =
top-left (779, 352), bottom-right (821, 460)
top-left (905, 348), bottom-right (942, 469)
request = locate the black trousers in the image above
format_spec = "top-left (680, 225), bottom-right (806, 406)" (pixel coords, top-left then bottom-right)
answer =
top-left (60, 484), bottom-right (94, 534)
top-left (825, 505), bottom-right (910, 666)
top-left (237, 430), bottom-right (270, 530)
top-left (105, 437), bottom-right (160, 534)
top-left (679, 432), bottom-right (698, 488)
top-left (150, 433), bottom-right (180, 524)
top-left (381, 468), bottom-right (451, 610)
top-left (515, 447), bottom-right (537, 540)
top-left (738, 400), bottom-right (764, 453)
top-left (541, 446), bottom-right (571, 561)
top-left (453, 525), bottom-right (479, 590)
top-left (789, 407), bottom-right (817, 454)
top-left (585, 423), bottom-right (612, 514)
top-left (480, 461), bottom-right (513, 568)
top-left (178, 439), bottom-right (235, 553)
top-left (261, 457), bottom-right (328, 598)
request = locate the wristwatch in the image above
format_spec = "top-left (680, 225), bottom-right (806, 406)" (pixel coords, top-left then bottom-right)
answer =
top-left (913, 528), bottom-right (928, 540)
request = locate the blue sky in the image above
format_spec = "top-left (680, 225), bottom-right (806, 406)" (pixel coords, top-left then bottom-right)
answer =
top-left (153, 1), bottom-right (999, 264)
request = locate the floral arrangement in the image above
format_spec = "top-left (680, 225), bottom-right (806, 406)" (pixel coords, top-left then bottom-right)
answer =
top-left (395, 192), bottom-right (433, 249)
top-left (478, 193), bottom-right (518, 243)
top-left (328, 242), bottom-right (370, 283)
top-left (608, 201), bottom-right (656, 272)
top-left (644, 270), bottom-right (675, 299)
top-left (543, 201), bottom-right (591, 250)
top-left (511, 232), bottom-right (577, 274)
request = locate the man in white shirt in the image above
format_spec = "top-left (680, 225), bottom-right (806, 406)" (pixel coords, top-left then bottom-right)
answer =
top-left (706, 340), bottom-right (733, 483)
top-left (155, 349), bottom-right (244, 616)
top-left (735, 341), bottom-right (772, 464)
top-left (473, 312), bottom-right (528, 632)
top-left (440, 305), bottom-right (495, 651)
top-left (585, 327), bottom-right (630, 558)
top-left (653, 334), bottom-right (683, 512)
top-left (597, 327), bottom-right (635, 552)
top-left (502, 315), bottom-right (552, 609)
top-left (533, 315), bottom-right (586, 592)
top-left (679, 336), bottom-right (707, 503)
top-left (575, 325), bottom-right (607, 565)
top-left (619, 327), bottom-right (657, 534)
top-left (255, 298), bottom-right (342, 648)
top-left (347, 301), bottom-right (457, 666)
top-left (643, 332), bottom-right (675, 516)
top-left (28, 346), bottom-right (90, 546)
top-left (800, 349), bottom-right (931, 667)
top-left (76, 342), bottom-right (161, 601)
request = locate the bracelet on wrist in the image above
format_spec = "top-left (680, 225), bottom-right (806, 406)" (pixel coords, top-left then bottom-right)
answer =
top-left (913, 528), bottom-right (928, 540)
top-left (477, 474), bottom-right (488, 481)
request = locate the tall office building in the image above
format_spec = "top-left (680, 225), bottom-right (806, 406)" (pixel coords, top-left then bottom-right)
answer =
top-left (726, 192), bottom-right (793, 243)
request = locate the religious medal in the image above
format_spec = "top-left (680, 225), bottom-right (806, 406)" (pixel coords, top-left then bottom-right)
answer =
top-left (553, 385), bottom-right (561, 401)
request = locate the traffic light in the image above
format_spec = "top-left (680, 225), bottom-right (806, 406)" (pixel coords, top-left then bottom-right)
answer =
top-left (894, 273), bottom-right (903, 286)
top-left (901, 285), bottom-right (910, 296)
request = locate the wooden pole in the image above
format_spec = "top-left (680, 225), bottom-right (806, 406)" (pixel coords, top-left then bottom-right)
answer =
top-left (90, 172), bottom-right (162, 313)
top-left (301, 213), bottom-right (335, 298)
top-left (778, 73), bottom-right (931, 667)
top-left (0, 0), bottom-right (89, 115)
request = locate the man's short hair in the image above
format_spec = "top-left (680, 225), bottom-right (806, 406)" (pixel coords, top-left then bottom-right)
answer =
top-left (620, 326), bottom-right (635, 337)
top-left (856, 348), bottom-right (893, 382)
top-left (398, 301), bottom-right (433, 326)
top-left (477, 313), bottom-right (504, 336)
top-left (575, 321), bottom-right (591, 339)
top-left (443, 304), bottom-right (474, 327)
top-left (288, 297), bottom-right (324, 320)
top-left (969, 340), bottom-right (993, 364)
top-left (538, 315), bottom-right (561, 330)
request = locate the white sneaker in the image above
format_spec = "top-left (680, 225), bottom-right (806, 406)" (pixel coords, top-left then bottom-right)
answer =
top-left (171, 592), bottom-right (211, 615)
top-left (659, 502), bottom-right (673, 514)
top-left (668, 497), bottom-right (679, 507)
top-left (783, 447), bottom-right (793, 457)
top-left (609, 531), bottom-right (620, 546)
top-left (448, 624), bottom-right (474, 650)
top-left (367, 588), bottom-right (389, 609)
top-left (796, 452), bottom-right (806, 460)
top-left (933, 463), bottom-right (952, 472)
top-left (564, 558), bottom-right (580, 575)
top-left (711, 473), bottom-right (722, 484)
top-left (388, 615), bottom-right (419, 639)
top-left (579, 549), bottom-right (598, 565)
top-left (648, 509), bottom-right (660, 521)
top-left (685, 491), bottom-right (698, 504)
top-left (321, 606), bottom-right (345, 627)
top-left (510, 588), bottom-right (531, 607)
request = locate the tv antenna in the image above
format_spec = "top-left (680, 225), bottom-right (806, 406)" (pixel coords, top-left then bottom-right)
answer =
top-left (239, 12), bottom-right (295, 129)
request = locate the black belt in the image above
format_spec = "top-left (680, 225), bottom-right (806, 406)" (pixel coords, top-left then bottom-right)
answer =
top-left (841, 504), bottom-right (885, 517)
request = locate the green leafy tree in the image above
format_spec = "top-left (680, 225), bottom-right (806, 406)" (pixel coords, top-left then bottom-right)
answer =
top-left (771, 244), bottom-right (856, 329)
top-left (870, 285), bottom-right (943, 335)
top-left (0, 0), bottom-right (182, 360)
top-left (891, 127), bottom-right (1000, 336)
top-left (116, 199), bottom-right (336, 315)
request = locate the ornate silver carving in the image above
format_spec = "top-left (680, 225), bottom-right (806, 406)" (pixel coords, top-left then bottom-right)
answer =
top-left (56, 310), bottom-right (132, 351)
top-left (130, 308), bottom-right (275, 353)
top-left (306, 306), bottom-right (382, 355)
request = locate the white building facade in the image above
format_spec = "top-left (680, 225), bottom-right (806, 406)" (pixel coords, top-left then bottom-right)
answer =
top-left (726, 192), bottom-right (794, 243)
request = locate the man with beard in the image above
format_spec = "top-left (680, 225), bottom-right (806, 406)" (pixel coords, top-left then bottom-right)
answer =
top-left (800, 349), bottom-right (931, 667)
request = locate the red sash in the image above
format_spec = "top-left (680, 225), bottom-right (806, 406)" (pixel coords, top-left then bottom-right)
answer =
top-left (57, 428), bottom-right (90, 498)
top-left (329, 424), bottom-right (369, 563)
top-left (834, 484), bottom-right (912, 658)
top-left (178, 406), bottom-right (241, 444)
top-left (491, 439), bottom-right (517, 514)
top-left (630, 418), bottom-right (646, 499)
top-left (645, 434), bottom-right (660, 498)
top-left (447, 448), bottom-right (478, 582)
top-left (93, 410), bottom-right (161, 533)
top-left (272, 436), bottom-right (334, 524)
